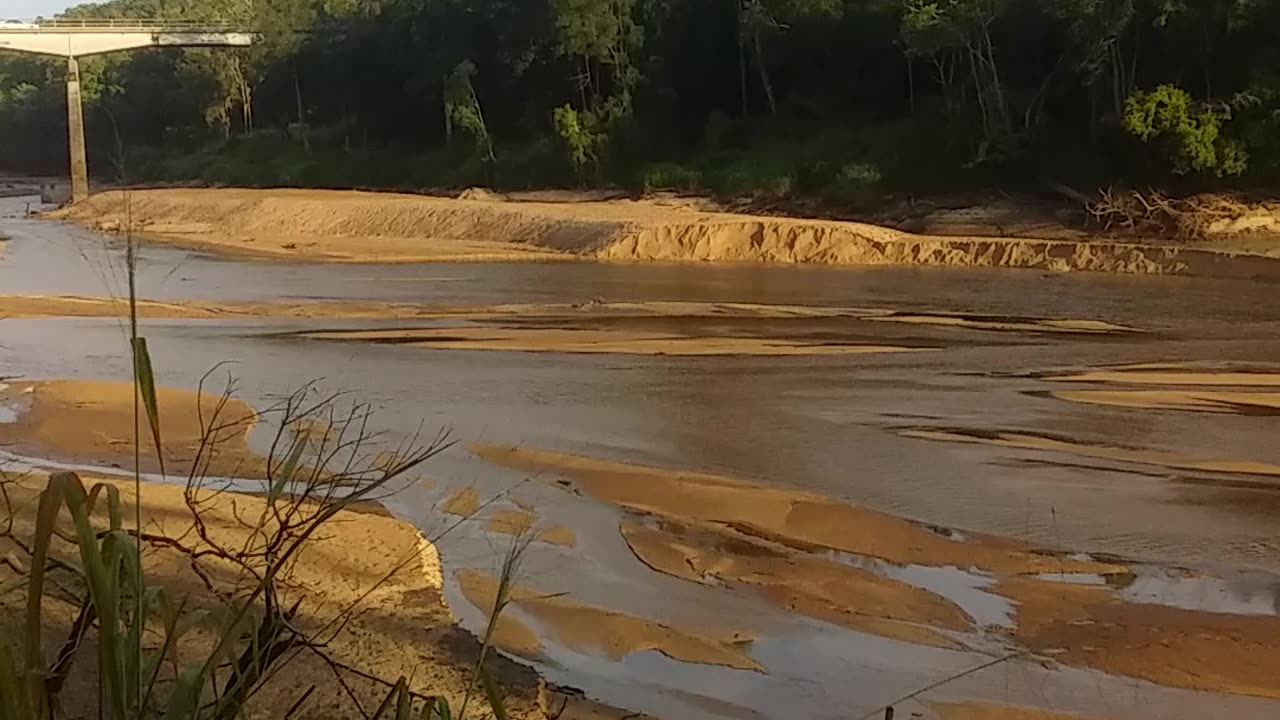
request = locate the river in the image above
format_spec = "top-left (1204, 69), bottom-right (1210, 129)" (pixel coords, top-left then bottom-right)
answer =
top-left (3, 194), bottom-right (1280, 719)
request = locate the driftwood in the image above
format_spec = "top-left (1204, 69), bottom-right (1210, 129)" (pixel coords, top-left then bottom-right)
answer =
top-left (1086, 187), bottom-right (1254, 241)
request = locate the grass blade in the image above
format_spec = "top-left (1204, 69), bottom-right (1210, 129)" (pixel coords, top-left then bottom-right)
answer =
top-left (370, 677), bottom-right (408, 720)
top-left (479, 666), bottom-right (508, 720)
top-left (132, 337), bottom-right (165, 475)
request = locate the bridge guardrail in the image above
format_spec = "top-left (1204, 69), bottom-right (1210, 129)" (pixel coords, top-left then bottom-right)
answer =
top-left (12, 18), bottom-right (253, 32)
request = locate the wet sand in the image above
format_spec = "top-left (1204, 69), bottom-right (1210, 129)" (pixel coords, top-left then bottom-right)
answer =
top-left (471, 444), bottom-right (1280, 700)
top-left (457, 570), bottom-right (762, 672)
top-left (620, 519), bottom-right (972, 650)
top-left (0, 378), bottom-right (262, 478)
top-left (486, 509), bottom-right (579, 547)
top-left (301, 326), bottom-right (931, 356)
top-left (930, 702), bottom-right (1106, 720)
top-left (1049, 388), bottom-right (1280, 414)
top-left (470, 445), bottom-right (1125, 576)
top-left (902, 428), bottom-right (1280, 480)
top-left (0, 293), bottom-right (463, 320)
top-left (1048, 365), bottom-right (1280, 387)
top-left (51, 188), bottom-right (1280, 277)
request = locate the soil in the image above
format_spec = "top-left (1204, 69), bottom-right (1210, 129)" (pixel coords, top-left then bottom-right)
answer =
top-left (50, 188), bottom-right (1280, 278)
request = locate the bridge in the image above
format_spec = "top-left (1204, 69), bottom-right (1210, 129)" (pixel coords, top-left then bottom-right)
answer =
top-left (0, 19), bottom-right (254, 203)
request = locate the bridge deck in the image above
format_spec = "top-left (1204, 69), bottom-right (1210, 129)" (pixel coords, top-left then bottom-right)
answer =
top-left (0, 19), bottom-right (252, 33)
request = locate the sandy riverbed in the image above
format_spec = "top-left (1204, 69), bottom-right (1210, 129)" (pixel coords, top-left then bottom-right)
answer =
top-left (0, 469), bottom-right (528, 718)
top-left (0, 378), bottom-right (649, 720)
top-left (50, 188), bottom-right (1280, 278)
top-left (471, 444), bottom-right (1280, 701)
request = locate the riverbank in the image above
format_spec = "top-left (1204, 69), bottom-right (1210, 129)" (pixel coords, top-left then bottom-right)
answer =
top-left (0, 377), bottom-right (636, 720)
top-left (50, 188), bottom-right (1280, 278)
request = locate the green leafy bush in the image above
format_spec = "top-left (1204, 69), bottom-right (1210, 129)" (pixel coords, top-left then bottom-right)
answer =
top-left (1123, 84), bottom-right (1248, 177)
top-left (638, 162), bottom-right (702, 192)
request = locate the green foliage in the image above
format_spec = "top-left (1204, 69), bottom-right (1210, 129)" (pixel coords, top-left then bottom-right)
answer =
top-left (444, 60), bottom-right (495, 162)
top-left (638, 162), bottom-right (702, 192)
top-left (5, 0), bottom-right (1280, 191)
top-left (1123, 84), bottom-right (1249, 176)
top-left (553, 104), bottom-right (600, 181)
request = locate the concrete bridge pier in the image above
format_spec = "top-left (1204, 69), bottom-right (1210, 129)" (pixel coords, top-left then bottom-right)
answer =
top-left (0, 22), bottom-right (253, 204)
top-left (66, 56), bottom-right (89, 203)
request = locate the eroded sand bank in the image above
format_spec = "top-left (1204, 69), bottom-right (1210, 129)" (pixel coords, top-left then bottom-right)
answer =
top-left (51, 188), bottom-right (1280, 277)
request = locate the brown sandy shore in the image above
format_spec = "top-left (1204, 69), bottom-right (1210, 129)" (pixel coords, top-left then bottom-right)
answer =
top-left (51, 188), bottom-right (1280, 278)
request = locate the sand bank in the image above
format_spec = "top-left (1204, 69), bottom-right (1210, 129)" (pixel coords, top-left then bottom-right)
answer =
top-left (457, 570), bottom-right (762, 672)
top-left (0, 378), bottom-right (262, 478)
top-left (0, 471), bottom-right (553, 719)
top-left (0, 293), bottom-right (475, 321)
top-left (1048, 366), bottom-right (1280, 387)
top-left (487, 509), bottom-right (578, 547)
top-left (51, 188), bottom-right (1280, 277)
top-left (470, 445), bottom-right (1124, 576)
top-left (472, 445), bottom-right (1280, 700)
top-left (931, 701), bottom-right (1106, 720)
top-left (1049, 388), bottom-right (1280, 414)
top-left (902, 428), bottom-right (1280, 480)
top-left (301, 326), bottom-right (930, 356)
top-left (621, 519), bottom-right (971, 650)
top-left (997, 575), bottom-right (1280, 699)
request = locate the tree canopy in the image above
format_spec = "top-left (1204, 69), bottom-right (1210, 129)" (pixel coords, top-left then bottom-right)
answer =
top-left (2, 0), bottom-right (1279, 197)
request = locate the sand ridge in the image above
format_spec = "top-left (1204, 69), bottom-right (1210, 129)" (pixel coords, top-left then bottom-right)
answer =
top-left (300, 326), bottom-right (933, 356)
top-left (0, 293), bottom-right (476, 321)
top-left (51, 188), bottom-right (1280, 278)
top-left (1049, 388), bottom-right (1280, 414)
top-left (456, 570), bottom-right (762, 672)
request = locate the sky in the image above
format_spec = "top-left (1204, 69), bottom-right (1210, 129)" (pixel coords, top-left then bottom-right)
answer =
top-left (6, 1), bottom-right (79, 21)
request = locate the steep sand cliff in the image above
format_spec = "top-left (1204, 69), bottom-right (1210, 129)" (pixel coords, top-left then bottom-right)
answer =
top-left (51, 188), bottom-right (1280, 278)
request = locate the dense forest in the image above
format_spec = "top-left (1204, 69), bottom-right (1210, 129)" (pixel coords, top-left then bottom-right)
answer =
top-left (2, 0), bottom-right (1279, 202)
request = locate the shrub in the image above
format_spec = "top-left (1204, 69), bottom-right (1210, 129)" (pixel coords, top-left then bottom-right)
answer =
top-left (638, 162), bottom-right (702, 193)
top-left (1124, 84), bottom-right (1248, 177)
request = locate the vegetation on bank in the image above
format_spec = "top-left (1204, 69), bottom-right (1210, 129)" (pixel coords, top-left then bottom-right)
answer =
top-left (2, 1), bottom-right (1280, 202)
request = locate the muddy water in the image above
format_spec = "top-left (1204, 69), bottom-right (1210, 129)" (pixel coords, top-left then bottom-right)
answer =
top-left (4, 196), bottom-right (1280, 719)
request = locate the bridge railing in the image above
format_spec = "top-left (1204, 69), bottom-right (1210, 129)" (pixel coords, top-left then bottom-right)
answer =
top-left (24, 18), bottom-right (253, 32)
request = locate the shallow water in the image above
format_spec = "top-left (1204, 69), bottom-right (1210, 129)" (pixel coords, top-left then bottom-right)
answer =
top-left (4, 195), bottom-right (1280, 718)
